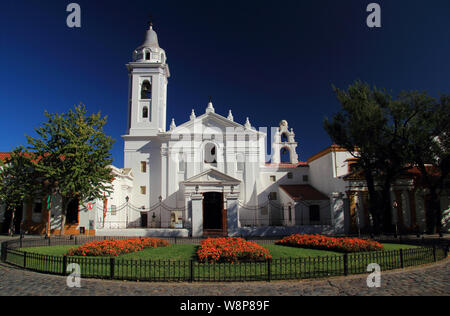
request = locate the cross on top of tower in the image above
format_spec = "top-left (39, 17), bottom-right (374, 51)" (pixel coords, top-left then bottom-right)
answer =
top-left (148, 15), bottom-right (154, 28)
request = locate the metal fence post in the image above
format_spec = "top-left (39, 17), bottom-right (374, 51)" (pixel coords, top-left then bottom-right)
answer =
top-left (110, 258), bottom-right (115, 279)
top-left (0, 242), bottom-right (7, 262)
top-left (343, 253), bottom-right (348, 276)
top-left (267, 259), bottom-right (271, 282)
top-left (62, 256), bottom-right (68, 276)
top-left (189, 260), bottom-right (194, 282)
top-left (23, 252), bottom-right (27, 268)
top-left (400, 249), bottom-right (404, 269)
top-left (433, 245), bottom-right (437, 262)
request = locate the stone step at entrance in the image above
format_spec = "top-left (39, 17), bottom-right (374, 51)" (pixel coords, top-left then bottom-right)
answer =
top-left (203, 229), bottom-right (227, 237)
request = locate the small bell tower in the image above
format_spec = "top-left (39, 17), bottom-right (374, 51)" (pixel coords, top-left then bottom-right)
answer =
top-left (125, 20), bottom-right (170, 137)
top-left (272, 120), bottom-right (299, 164)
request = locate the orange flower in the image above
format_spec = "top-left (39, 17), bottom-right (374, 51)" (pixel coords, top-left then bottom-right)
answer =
top-left (67, 238), bottom-right (169, 257)
top-left (275, 234), bottom-right (383, 253)
top-left (197, 237), bottom-right (271, 263)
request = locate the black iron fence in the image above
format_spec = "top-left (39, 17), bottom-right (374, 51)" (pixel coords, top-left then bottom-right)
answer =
top-left (1, 237), bottom-right (448, 282)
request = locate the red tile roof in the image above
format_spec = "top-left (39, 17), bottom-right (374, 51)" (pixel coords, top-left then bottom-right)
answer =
top-left (265, 162), bottom-right (308, 168)
top-left (0, 153), bottom-right (11, 162)
top-left (280, 185), bottom-right (328, 201)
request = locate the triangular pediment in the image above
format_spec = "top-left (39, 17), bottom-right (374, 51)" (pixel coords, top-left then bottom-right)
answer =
top-left (182, 168), bottom-right (241, 185)
top-left (169, 112), bottom-right (260, 135)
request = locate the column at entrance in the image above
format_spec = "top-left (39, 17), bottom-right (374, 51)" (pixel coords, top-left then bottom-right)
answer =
top-left (191, 193), bottom-right (203, 237)
top-left (226, 193), bottom-right (239, 235)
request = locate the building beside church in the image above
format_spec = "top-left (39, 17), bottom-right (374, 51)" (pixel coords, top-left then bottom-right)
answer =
top-left (1, 23), bottom-right (449, 237)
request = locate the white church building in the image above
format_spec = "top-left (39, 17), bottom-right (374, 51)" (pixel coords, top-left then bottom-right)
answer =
top-left (94, 23), bottom-right (350, 237)
top-left (2, 23), bottom-right (448, 237)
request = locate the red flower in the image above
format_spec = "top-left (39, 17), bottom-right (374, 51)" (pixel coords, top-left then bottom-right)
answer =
top-left (197, 237), bottom-right (272, 263)
top-left (275, 234), bottom-right (384, 253)
top-left (67, 238), bottom-right (169, 257)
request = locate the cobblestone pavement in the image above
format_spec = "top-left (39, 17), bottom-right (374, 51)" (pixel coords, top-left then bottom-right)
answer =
top-left (0, 259), bottom-right (448, 296)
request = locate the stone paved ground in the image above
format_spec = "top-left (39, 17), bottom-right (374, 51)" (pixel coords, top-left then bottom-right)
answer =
top-left (0, 259), bottom-right (448, 296)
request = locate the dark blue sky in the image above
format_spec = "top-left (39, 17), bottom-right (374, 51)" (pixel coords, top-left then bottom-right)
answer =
top-left (1, 0), bottom-right (450, 166)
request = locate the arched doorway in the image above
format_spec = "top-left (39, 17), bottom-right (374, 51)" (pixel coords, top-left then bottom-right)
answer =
top-left (203, 192), bottom-right (226, 235)
top-left (1, 205), bottom-right (23, 234)
top-left (280, 147), bottom-right (291, 163)
top-left (66, 199), bottom-right (79, 224)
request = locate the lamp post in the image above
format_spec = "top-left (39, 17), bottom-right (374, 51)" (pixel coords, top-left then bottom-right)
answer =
top-left (125, 196), bottom-right (129, 228)
top-left (393, 200), bottom-right (399, 238)
top-left (355, 202), bottom-right (361, 238)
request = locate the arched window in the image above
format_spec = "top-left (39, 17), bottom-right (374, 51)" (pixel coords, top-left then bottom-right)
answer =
top-left (236, 153), bottom-right (244, 171)
top-left (141, 80), bottom-right (152, 100)
top-left (280, 147), bottom-right (291, 163)
top-left (142, 106), bottom-right (148, 119)
top-left (145, 51), bottom-right (151, 60)
top-left (67, 199), bottom-right (79, 224)
top-left (204, 143), bottom-right (217, 164)
top-left (281, 133), bottom-right (289, 142)
top-left (179, 153), bottom-right (186, 172)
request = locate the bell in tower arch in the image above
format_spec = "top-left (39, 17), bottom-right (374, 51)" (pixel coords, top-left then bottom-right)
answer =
top-left (141, 80), bottom-right (152, 100)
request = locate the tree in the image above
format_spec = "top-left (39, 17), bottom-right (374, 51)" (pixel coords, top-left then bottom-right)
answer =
top-left (324, 81), bottom-right (419, 234)
top-left (26, 104), bottom-right (115, 235)
top-left (0, 147), bottom-right (37, 235)
top-left (324, 81), bottom-right (389, 234)
top-left (399, 93), bottom-right (450, 233)
top-left (326, 82), bottom-right (450, 235)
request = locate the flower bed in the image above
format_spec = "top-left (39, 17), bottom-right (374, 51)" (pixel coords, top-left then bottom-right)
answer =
top-left (197, 237), bottom-right (272, 263)
top-left (276, 234), bottom-right (384, 253)
top-left (67, 238), bottom-right (169, 257)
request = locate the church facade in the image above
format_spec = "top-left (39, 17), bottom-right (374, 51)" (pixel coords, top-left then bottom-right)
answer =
top-left (1, 23), bottom-right (449, 237)
top-left (107, 23), bottom-right (345, 237)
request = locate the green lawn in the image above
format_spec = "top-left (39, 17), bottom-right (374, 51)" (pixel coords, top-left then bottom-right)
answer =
top-left (9, 242), bottom-right (440, 282)
top-left (19, 243), bottom-right (419, 260)
top-left (19, 245), bottom-right (78, 256)
top-left (381, 243), bottom-right (419, 251)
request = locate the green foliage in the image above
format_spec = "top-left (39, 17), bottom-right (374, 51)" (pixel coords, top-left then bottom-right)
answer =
top-left (397, 92), bottom-right (450, 232)
top-left (0, 147), bottom-right (37, 234)
top-left (25, 104), bottom-right (115, 233)
top-left (324, 81), bottom-right (389, 158)
top-left (325, 81), bottom-right (450, 233)
top-left (26, 104), bottom-right (115, 203)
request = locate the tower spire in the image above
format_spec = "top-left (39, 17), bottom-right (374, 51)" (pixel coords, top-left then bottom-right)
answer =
top-left (206, 97), bottom-right (215, 114)
top-left (148, 14), bottom-right (154, 28)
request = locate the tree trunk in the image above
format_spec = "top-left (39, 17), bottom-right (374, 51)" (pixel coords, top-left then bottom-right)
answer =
top-left (427, 190), bottom-right (441, 234)
top-left (380, 184), bottom-right (393, 234)
top-left (8, 207), bottom-right (15, 237)
top-left (60, 197), bottom-right (67, 236)
top-left (46, 194), bottom-right (52, 237)
top-left (364, 169), bottom-right (381, 235)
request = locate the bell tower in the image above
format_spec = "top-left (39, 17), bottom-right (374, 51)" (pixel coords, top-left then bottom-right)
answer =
top-left (126, 21), bottom-right (170, 137)
top-left (272, 120), bottom-right (299, 164)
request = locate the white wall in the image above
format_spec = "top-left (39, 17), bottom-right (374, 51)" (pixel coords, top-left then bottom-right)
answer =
top-left (441, 194), bottom-right (450, 232)
top-left (97, 167), bottom-right (134, 229)
top-left (309, 151), bottom-right (352, 195)
top-left (124, 138), bottom-right (151, 211)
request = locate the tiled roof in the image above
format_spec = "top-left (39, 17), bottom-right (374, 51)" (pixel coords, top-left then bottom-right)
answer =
top-left (265, 162), bottom-right (308, 168)
top-left (280, 184), bottom-right (328, 201)
top-left (0, 153), bottom-right (11, 162)
top-left (344, 165), bottom-right (441, 181)
top-left (307, 144), bottom-right (354, 164)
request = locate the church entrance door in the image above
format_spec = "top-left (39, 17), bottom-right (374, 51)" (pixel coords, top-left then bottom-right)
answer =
top-left (203, 192), bottom-right (227, 236)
